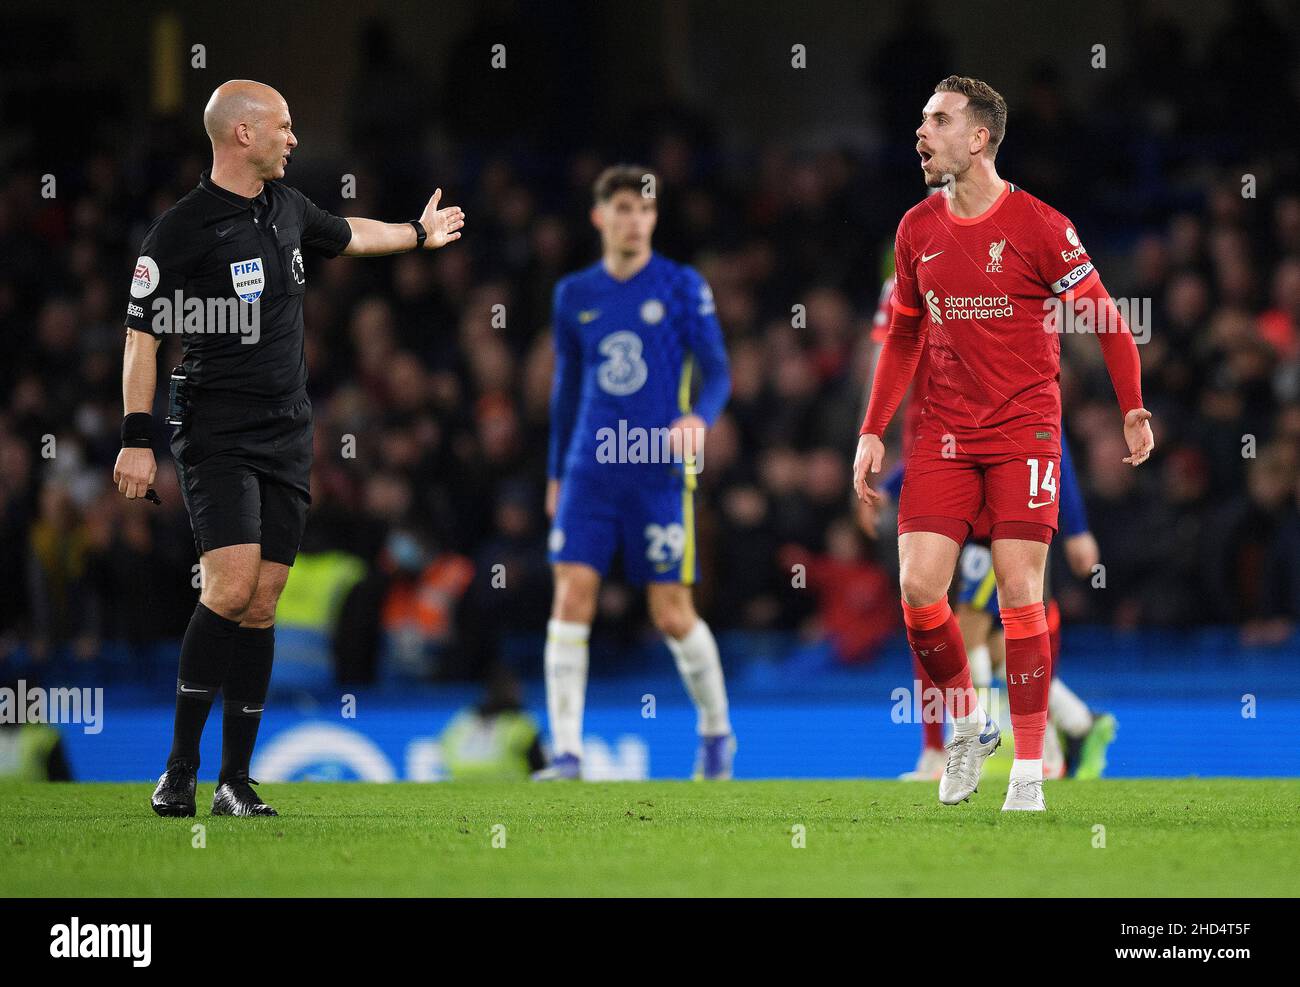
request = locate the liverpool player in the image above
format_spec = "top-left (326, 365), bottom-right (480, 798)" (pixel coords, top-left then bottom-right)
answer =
top-left (862, 275), bottom-right (1117, 783)
top-left (853, 77), bottom-right (1152, 811)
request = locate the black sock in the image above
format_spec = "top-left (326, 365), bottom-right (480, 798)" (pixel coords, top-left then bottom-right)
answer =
top-left (220, 624), bottom-right (275, 782)
top-left (168, 602), bottom-right (241, 769)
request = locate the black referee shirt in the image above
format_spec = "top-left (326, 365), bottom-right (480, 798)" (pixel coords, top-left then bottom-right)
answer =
top-left (124, 170), bottom-right (352, 403)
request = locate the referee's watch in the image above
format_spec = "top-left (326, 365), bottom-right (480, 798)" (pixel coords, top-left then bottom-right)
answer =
top-left (408, 220), bottom-right (427, 250)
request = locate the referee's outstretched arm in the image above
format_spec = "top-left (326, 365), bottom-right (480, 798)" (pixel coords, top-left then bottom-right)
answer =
top-left (343, 187), bottom-right (464, 256)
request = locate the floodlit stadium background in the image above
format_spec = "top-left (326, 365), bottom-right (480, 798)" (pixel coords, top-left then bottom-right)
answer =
top-left (2, 0), bottom-right (1298, 780)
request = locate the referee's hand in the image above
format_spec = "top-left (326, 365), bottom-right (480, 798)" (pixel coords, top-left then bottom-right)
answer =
top-left (418, 188), bottom-right (465, 249)
top-left (114, 447), bottom-right (157, 500)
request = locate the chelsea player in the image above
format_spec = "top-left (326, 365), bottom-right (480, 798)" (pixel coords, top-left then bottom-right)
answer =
top-left (537, 165), bottom-right (734, 780)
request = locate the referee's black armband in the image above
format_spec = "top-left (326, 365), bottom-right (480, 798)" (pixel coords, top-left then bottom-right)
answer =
top-left (121, 413), bottom-right (153, 449)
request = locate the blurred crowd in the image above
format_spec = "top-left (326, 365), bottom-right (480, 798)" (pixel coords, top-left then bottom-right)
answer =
top-left (2, 4), bottom-right (1298, 685)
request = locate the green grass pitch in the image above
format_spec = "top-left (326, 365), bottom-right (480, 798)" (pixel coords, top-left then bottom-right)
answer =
top-left (2, 780), bottom-right (1296, 897)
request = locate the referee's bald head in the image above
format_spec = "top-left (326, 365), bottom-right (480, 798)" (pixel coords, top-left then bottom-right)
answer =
top-left (204, 80), bottom-right (285, 145)
top-left (204, 80), bottom-right (296, 181)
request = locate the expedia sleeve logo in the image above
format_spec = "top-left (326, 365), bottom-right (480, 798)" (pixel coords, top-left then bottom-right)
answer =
top-left (1059, 227), bottom-right (1087, 263)
top-left (230, 257), bottom-right (265, 303)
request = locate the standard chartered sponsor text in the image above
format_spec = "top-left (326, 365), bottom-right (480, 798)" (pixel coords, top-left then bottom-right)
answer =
top-left (943, 294), bottom-right (1013, 320)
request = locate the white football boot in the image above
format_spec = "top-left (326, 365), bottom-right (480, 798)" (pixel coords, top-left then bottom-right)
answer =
top-left (1001, 777), bottom-right (1046, 812)
top-left (938, 716), bottom-right (1001, 804)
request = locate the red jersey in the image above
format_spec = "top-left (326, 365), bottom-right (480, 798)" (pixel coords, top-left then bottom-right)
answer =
top-left (889, 182), bottom-right (1096, 454)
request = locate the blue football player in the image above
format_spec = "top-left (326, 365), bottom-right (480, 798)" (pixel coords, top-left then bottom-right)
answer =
top-left (537, 165), bottom-right (734, 780)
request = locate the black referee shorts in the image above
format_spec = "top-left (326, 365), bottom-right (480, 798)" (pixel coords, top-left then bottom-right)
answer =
top-left (171, 393), bottom-right (313, 566)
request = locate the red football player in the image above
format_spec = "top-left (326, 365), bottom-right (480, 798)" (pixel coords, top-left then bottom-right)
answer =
top-left (853, 76), bottom-right (1153, 812)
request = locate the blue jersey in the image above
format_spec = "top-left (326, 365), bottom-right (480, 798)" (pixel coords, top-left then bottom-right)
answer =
top-left (548, 253), bottom-right (730, 482)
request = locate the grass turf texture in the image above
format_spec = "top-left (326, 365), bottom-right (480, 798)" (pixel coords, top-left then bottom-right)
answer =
top-left (2, 780), bottom-right (1295, 897)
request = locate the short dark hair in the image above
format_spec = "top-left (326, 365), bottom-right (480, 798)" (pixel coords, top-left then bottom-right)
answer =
top-left (934, 75), bottom-right (1007, 155)
top-left (593, 164), bottom-right (658, 204)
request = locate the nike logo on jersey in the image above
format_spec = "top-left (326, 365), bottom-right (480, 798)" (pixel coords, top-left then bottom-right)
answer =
top-left (921, 250), bottom-right (944, 262)
top-left (577, 309), bottom-right (601, 323)
top-left (1027, 498), bottom-right (1054, 509)
top-left (215, 225), bottom-right (234, 238)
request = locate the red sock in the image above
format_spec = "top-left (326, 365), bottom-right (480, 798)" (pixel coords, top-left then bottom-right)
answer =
top-left (1046, 598), bottom-right (1061, 671)
top-left (913, 652), bottom-right (945, 750)
top-left (1001, 603), bottom-right (1051, 759)
top-left (902, 599), bottom-right (977, 720)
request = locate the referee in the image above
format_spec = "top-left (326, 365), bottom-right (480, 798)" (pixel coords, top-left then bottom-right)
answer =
top-left (114, 80), bottom-right (465, 817)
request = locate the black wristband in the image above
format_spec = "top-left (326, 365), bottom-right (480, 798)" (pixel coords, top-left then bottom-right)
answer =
top-left (121, 413), bottom-right (153, 448)
top-left (408, 220), bottom-right (427, 250)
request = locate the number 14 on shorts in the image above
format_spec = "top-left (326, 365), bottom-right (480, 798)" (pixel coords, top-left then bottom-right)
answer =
top-left (1027, 458), bottom-right (1056, 509)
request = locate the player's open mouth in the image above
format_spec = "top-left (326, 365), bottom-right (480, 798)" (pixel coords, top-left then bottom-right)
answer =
top-left (918, 150), bottom-right (933, 166)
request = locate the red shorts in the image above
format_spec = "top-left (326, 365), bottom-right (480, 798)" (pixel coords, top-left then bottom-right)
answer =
top-left (898, 435), bottom-right (1060, 546)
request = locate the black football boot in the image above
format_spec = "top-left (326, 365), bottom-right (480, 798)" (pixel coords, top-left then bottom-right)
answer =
top-left (211, 774), bottom-right (278, 817)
